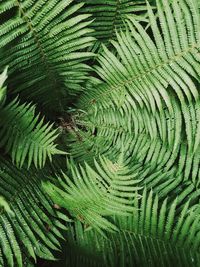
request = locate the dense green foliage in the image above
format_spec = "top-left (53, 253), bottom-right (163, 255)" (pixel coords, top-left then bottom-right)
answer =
top-left (0, 0), bottom-right (200, 266)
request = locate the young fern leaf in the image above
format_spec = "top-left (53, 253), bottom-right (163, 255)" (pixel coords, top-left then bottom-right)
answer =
top-left (43, 154), bottom-right (142, 235)
top-left (0, 97), bottom-right (66, 168)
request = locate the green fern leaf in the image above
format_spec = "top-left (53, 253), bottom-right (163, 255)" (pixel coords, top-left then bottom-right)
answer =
top-left (0, 0), bottom-right (95, 113)
top-left (0, 97), bottom-right (66, 168)
top-left (43, 154), bottom-right (141, 234)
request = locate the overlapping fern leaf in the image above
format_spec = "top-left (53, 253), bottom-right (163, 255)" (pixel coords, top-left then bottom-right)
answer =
top-left (74, 0), bottom-right (200, 180)
top-left (74, 0), bottom-right (153, 50)
top-left (0, 155), bottom-right (69, 267)
top-left (0, 69), bottom-right (65, 168)
top-left (53, 0), bottom-right (200, 266)
top-left (78, 0), bottom-right (200, 116)
top-left (0, 0), bottom-right (95, 113)
top-left (1, 0), bottom-right (200, 266)
top-left (43, 153), bottom-right (141, 235)
top-left (63, 189), bottom-right (200, 267)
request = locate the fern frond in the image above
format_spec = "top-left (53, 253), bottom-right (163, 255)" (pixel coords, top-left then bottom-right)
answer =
top-left (0, 156), bottom-right (69, 266)
top-left (74, 0), bottom-right (200, 191)
top-left (43, 154), bottom-right (141, 234)
top-left (62, 189), bottom-right (200, 267)
top-left (0, 97), bottom-right (66, 168)
top-left (1, 0), bottom-right (200, 266)
top-left (75, 0), bottom-right (153, 50)
top-left (0, 0), bottom-right (95, 113)
top-left (78, 0), bottom-right (200, 125)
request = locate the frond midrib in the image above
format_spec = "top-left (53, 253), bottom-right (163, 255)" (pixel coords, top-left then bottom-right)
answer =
top-left (86, 43), bottom-right (199, 109)
top-left (109, 0), bottom-right (121, 41)
top-left (14, 0), bottom-right (61, 103)
top-left (15, 0), bottom-right (53, 74)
